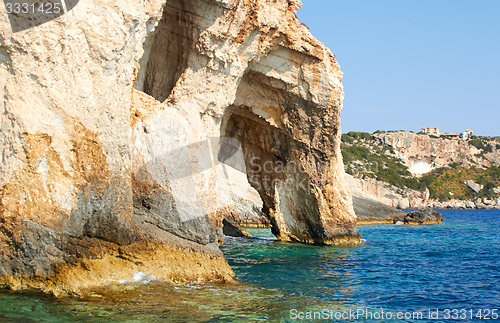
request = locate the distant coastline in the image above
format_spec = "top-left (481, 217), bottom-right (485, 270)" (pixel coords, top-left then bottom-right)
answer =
top-left (342, 130), bottom-right (500, 211)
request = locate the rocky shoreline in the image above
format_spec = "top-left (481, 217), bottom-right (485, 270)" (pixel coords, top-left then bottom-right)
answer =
top-left (346, 173), bottom-right (500, 212)
top-left (420, 198), bottom-right (500, 210)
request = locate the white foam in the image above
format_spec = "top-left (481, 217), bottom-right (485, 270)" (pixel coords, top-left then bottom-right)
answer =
top-left (118, 272), bottom-right (158, 284)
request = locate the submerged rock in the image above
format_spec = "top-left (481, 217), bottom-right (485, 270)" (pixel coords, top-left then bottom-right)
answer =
top-left (393, 207), bottom-right (444, 225)
top-left (0, 0), bottom-right (359, 296)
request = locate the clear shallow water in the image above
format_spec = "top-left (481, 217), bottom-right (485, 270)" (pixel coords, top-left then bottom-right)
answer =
top-left (1, 210), bottom-right (499, 322)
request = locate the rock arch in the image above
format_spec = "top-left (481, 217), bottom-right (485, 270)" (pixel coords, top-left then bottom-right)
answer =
top-left (218, 69), bottom-right (360, 245)
top-left (133, 0), bottom-right (361, 245)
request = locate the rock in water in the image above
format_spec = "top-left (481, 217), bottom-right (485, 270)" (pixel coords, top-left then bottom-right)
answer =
top-left (353, 194), bottom-right (406, 225)
top-left (222, 219), bottom-right (252, 238)
top-left (0, 0), bottom-right (360, 296)
top-left (394, 207), bottom-right (444, 225)
top-left (345, 173), bottom-right (406, 224)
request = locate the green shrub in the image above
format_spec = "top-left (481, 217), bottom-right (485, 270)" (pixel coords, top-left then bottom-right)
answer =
top-left (341, 142), bottom-right (420, 190)
top-left (419, 166), bottom-right (500, 200)
top-left (341, 134), bottom-right (354, 144)
top-left (345, 131), bottom-right (372, 141)
top-left (469, 139), bottom-right (486, 150)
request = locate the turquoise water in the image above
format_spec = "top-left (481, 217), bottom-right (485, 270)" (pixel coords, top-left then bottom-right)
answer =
top-left (1, 210), bottom-right (499, 322)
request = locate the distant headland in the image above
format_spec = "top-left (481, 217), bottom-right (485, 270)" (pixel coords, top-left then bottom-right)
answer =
top-left (342, 130), bottom-right (500, 212)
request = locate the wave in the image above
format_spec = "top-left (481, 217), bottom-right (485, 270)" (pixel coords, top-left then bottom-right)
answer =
top-left (118, 272), bottom-right (159, 285)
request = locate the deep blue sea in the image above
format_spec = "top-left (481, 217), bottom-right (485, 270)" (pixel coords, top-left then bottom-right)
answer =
top-left (1, 209), bottom-right (499, 322)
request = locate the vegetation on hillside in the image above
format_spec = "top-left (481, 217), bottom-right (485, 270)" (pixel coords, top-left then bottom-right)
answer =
top-left (341, 132), bottom-right (421, 191)
top-left (420, 166), bottom-right (500, 201)
top-left (341, 131), bottom-right (500, 200)
top-left (469, 138), bottom-right (493, 151)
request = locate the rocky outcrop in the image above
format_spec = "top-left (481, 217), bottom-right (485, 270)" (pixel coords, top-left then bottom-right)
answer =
top-left (465, 180), bottom-right (484, 193)
top-left (222, 219), bottom-right (252, 238)
top-left (0, 0), bottom-right (359, 295)
top-left (373, 132), bottom-right (499, 175)
top-left (394, 208), bottom-right (443, 225)
top-left (345, 174), bottom-right (405, 224)
top-left (346, 174), bottom-right (500, 211)
top-left (352, 194), bottom-right (406, 225)
top-left (134, 0), bottom-right (360, 246)
top-left (345, 173), bottom-right (429, 208)
top-left (347, 171), bottom-right (444, 225)
top-left (347, 173), bottom-right (500, 211)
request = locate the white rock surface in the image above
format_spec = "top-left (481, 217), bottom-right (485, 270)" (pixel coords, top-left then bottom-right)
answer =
top-left (465, 180), bottom-right (484, 193)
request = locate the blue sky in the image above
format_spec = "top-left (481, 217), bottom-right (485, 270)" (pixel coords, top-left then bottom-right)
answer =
top-left (297, 1), bottom-right (500, 136)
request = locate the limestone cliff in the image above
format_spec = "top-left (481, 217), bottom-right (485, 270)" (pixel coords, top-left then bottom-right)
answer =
top-left (345, 174), bottom-right (406, 224)
top-left (373, 132), bottom-right (500, 175)
top-left (349, 174), bottom-right (500, 211)
top-left (0, 0), bottom-right (359, 296)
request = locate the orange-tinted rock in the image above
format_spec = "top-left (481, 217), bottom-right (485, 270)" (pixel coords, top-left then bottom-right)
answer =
top-left (0, 0), bottom-right (359, 296)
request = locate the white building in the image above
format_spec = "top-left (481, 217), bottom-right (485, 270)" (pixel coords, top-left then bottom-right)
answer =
top-left (421, 127), bottom-right (442, 136)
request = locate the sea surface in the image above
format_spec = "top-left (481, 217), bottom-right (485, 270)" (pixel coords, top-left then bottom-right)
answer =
top-left (1, 209), bottom-right (499, 322)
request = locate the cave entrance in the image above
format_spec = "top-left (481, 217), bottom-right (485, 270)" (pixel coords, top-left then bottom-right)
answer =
top-left (214, 66), bottom-right (342, 244)
top-left (219, 105), bottom-right (302, 239)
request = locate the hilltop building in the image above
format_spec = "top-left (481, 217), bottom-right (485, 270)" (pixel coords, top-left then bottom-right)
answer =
top-left (421, 127), bottom-right (474, 140)
top-left (460, 129), bottom-right (474, 139)
top-left (444, 133), bottom-right (460, 139)
top-left (465, 129), bottom-right (473, 136)
top-left (421, 127), bottom-right (442, 136)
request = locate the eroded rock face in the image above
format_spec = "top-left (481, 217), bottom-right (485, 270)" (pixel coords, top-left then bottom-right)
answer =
top-left (135, 0), bottom-right (360, 245)
top-left (373, 132), bottom-right (499, 175)
top-left (344, 174), bottom-right (406, 224)
top-left (0, 0), bottom-right (359, 296)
